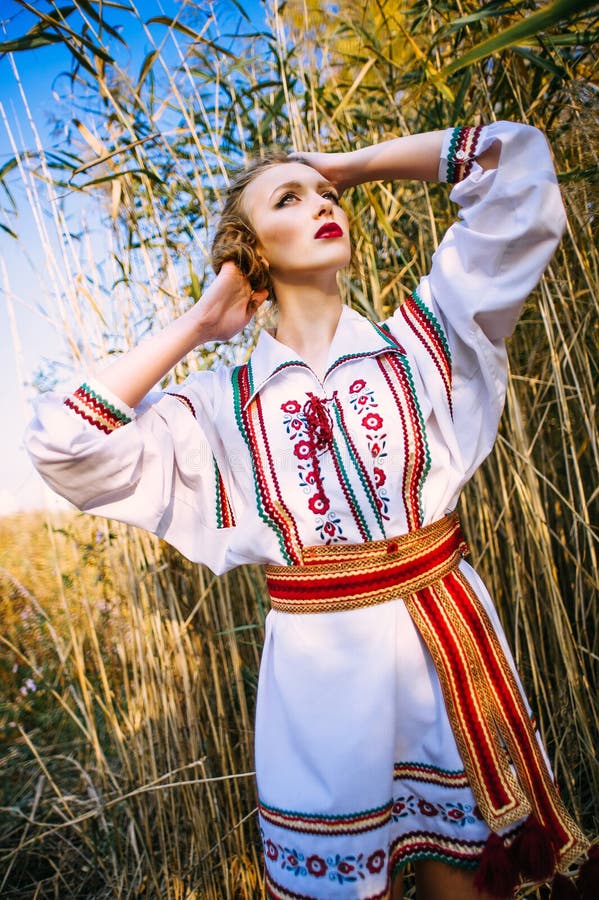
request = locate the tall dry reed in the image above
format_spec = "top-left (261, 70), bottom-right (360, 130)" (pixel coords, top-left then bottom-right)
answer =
top-left (0, 1), bottom-right (597, 897)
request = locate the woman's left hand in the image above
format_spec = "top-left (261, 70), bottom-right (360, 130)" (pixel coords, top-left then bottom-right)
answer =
top-left (289, 150), bottom-right (356, 193)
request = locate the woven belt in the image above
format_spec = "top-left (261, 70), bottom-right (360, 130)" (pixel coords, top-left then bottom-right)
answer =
top-left (264, 512), bottom-right (587, 876)
top-left (265, 512), bottom-right (468, 614)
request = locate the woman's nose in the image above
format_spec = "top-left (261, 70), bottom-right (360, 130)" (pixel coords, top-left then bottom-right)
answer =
top-left (314, 195), bottom-right (333, 217)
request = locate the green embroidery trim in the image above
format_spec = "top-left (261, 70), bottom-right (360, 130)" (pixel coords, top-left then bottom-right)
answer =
top-left (331, 406), bottom-right (377, 540)
top-left (80, 381), bottom-right (131, 424)
top-left (260, 798), bottom-right (391, 820)
top-left (392, 852), bottom-right (478, 873)
top-left (395, 762), bottom-right (466, 776)
top-left (446, 126), bottom-right (462, 183)
top-left (400, 355), bottom-right (431, 528)
top-left (213, 456), bottom-right (223, 529)
top-left (411, 289), bottom-right (452, 364)
top-left (231, 366), bottom-right (294, 565)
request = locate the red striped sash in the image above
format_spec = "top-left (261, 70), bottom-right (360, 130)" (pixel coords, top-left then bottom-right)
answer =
top-left (264, 513), bottom-right (588, 877)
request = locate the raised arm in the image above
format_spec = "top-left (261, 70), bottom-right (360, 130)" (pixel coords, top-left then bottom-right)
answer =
top-left (99, 262), bottom-right (267, 409)
top-left (25, 262), bottom-right (267, 570)
top-left (296, 129), bottom-right (500, 191)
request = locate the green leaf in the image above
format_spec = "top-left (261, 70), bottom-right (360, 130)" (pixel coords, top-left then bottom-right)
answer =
top-left (188, 259), bottom-right (201, 302)
top-left (0, 222), bottom-right (18, 240)
top-left (78, 168), bottom-right (164, 188)
top-left (136, 50), bottom-right (161, 93)
top-left (146, 16), bottom-right (237, 59)
top-left (0, 33), bottom-right (64, 53)
top-left (447, 3), bottom-right (530, 31)
top-left (226, 0), bottom-right (251, 23)
top-left (25, 4), bottom-right (77, 35)
top-left (435, 0), bottom-right (599, 81)
top-left (76, 0), bottom-right (127, 44)
top-left (0, 158), bottom-right (18, 180)
top-left (512, 46), bottom-right (566, 77)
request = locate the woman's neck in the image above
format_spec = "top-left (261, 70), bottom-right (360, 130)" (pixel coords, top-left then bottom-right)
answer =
top-left (274, 281), bottom-right (343, 381)
top-left (270, 278), bottom-right (343, 381)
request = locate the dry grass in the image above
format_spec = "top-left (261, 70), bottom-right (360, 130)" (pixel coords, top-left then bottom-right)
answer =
top-left (0, 1), bottom-right (597, 897)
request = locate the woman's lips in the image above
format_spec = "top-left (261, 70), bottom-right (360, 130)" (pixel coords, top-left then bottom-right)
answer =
top-left (314, 222), bottom-right (343, 239)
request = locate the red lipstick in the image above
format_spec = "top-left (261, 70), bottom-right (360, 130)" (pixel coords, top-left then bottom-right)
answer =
top-left (315, 222), bottom-right (343, 239)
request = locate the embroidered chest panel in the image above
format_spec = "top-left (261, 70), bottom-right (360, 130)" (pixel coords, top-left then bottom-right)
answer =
top-left (231, 343), bottom-right (434, 564)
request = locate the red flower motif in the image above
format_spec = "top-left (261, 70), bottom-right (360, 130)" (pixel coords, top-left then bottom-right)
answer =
top-left (265, 839), bottom-right (278, 861)
top-left (349, 379), bottom-right (366, 393)
top-left (338, 861), bottom-right (355, 875)
top-left (281, 400), bottom-right (301, 413)
top-left (323, 521), bottom-right (336, 536)
top-left (373, 466), bottom-right (386, 487)
top-left (294, 440), bottom-right (313, 460)
top-left (287, 853), bottom-right (299, 868)
top-left (306, 855), bottom-right (327, 877)
top-left (362, 412), bottom-right (383, 431)
top-left (366, 849), bottom-right (385, 874)
top-left (392, 800), bottom-right (406, 815)
top-left (418, 799), bottom-right (438, 817)
top-left (290, 418), bottom-right (302, 430)
top-left (370, 442), bottom-right (382, 458)
top-left (303, 469), bottom-right (318, 486)
top-left (447, 808), bottom-right (464, 820)
top-left (308, 492), bottom-right (330, 515)
top-left (357, 395), bottom-right (369, 405)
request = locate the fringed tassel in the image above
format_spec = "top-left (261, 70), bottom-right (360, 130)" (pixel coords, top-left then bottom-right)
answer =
top-left (510, 815), bottom-right (557, 882)
top-left (576, 845), bottom-right (599, 900)
top-left (474, 833), bottom-right (520, 898)
top-left (550, 873), bottom-right (579, 899)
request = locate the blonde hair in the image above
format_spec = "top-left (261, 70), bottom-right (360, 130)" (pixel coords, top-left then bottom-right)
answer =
top-left (211, 154), bottom-right (307, 301)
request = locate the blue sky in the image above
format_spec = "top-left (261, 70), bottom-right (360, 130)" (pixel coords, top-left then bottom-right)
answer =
top-left (0, 0), bottom-right (267, 514)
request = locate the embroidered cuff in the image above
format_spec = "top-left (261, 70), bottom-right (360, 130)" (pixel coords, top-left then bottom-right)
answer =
top-left (64, 378), bottom-right (134, 434)
top-left (439, 125), bottom-right (483, 184)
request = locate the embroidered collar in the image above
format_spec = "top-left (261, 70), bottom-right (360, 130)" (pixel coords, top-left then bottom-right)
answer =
top-left (242, 305), bottom-right (404, 408)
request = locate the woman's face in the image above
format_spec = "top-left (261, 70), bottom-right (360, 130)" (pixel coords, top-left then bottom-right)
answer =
top-left (241, 162), bottom-right (351, 283)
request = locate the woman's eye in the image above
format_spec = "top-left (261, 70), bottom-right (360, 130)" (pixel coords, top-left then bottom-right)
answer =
top-left (323, 190), bottom-right (340, 204)
top-left (275, 192), bottom-right (297, 207)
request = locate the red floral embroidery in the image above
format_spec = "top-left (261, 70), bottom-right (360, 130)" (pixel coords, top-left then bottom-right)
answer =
top-left (337, 860), bottom-right (355, 875)
top-left (265, 839), bottom-right (278, 861)
top-left (308, 492), bottom-right (330, 515)
top-left (447, 808), bottom-right (465, 820)
top-left (418, 799), bottom-right (438, 817)
top-left (347, 377), bottom-right (390, 519)
top-left (366, 849), bottom-right (386, 874)
top-left (373, 467), bottom-right (386, 487)
top-left (361, 412), bottom-right (383, 431)
top-left (294, 440), bottom-right (313, 460)
top-left (306, 855), bottom-right (327, 877)
top-left (281, 393), bottom-right (347, 543)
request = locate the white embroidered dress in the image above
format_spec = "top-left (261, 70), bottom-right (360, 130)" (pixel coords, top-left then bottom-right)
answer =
top-left (26, 122), bottom-right (566, 899)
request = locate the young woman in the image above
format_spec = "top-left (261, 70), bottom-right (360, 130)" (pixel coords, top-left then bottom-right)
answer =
top-left (27, 122), bottom-right (591, 899)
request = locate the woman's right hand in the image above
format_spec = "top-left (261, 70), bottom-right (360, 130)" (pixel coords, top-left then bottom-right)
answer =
top-left (193, 261), bottom-right (269, 343)
top-left (96, 262), bottom-right (269, 409)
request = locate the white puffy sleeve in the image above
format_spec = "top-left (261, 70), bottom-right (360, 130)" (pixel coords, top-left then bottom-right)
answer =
top-left (386, 121), bottom-right (566, 481)
top-left (25, 370), bottom-right (239, 573)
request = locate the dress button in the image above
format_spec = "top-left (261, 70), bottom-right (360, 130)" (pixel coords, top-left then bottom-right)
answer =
top-left (386, 540), bottom-right (399, 553)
